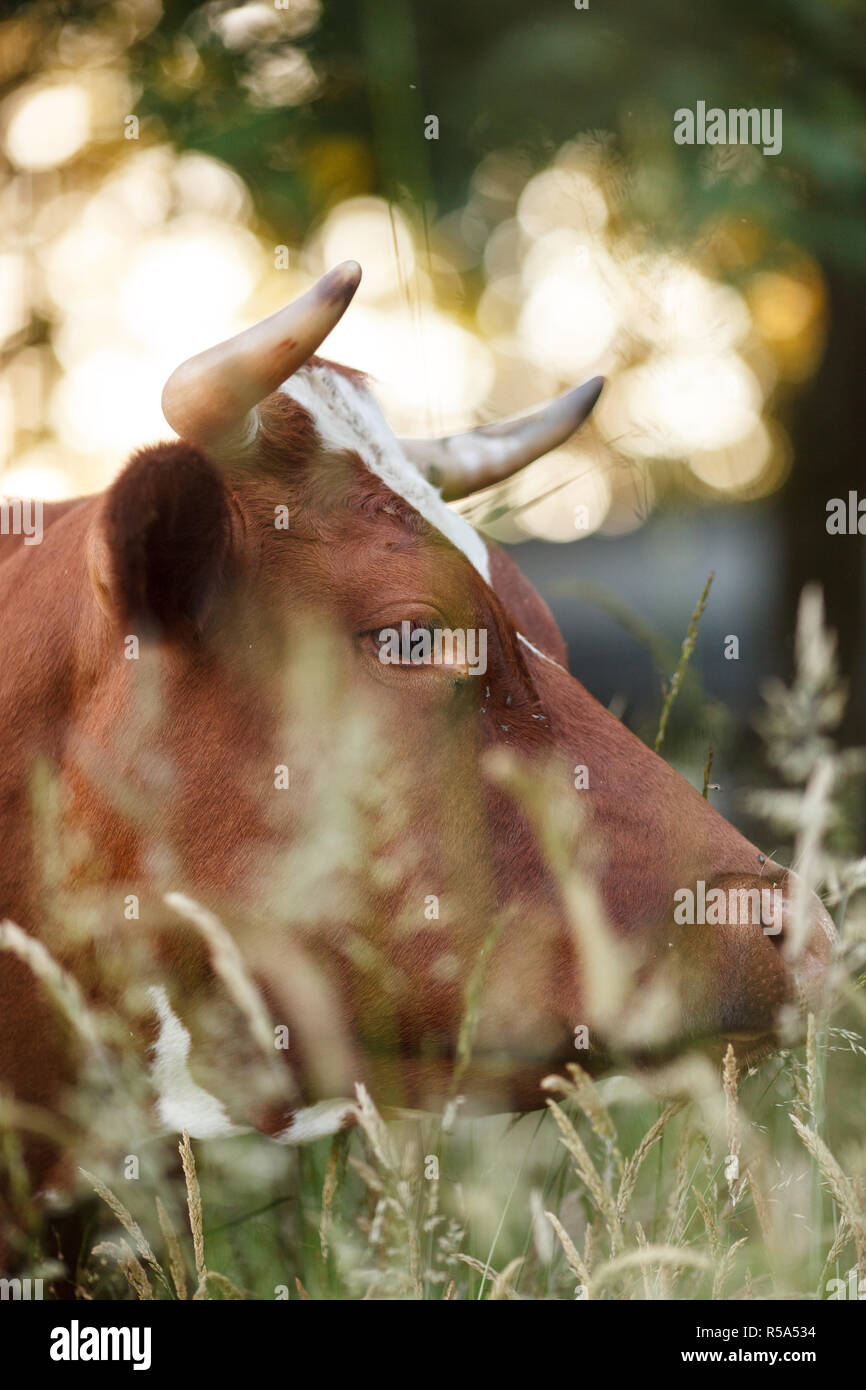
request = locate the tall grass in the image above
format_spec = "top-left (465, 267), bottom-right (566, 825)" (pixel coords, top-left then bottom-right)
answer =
top-left (0, 585), bottom-right (863, 1299)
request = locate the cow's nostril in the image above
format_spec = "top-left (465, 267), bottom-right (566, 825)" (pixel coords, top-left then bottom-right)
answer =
top-left (773, 873), bottom-right (838, 963)
top-left (762, 888), bottom-right (786, 945)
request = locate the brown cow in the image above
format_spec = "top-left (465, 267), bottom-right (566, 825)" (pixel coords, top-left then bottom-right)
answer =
top-left (0, 262), bottom-right (835, 1199)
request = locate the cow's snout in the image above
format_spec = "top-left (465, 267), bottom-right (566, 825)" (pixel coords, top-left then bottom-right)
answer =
top-left (782, 876), bottom-right (837, 1021)
top-left (706, 869), bottom-right (837, 1053)
top-left (651, 867), bottom-right (837, 1064)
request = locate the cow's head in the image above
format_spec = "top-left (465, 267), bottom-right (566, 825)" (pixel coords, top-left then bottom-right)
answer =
top-left (79, 262), bottom-right (834, 1115)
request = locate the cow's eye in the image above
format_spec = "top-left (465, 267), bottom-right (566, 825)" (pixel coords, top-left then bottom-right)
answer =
top-left (356, 608), bottom-right (479, 689)
top-left (360, 617), bottom-right (443, 667)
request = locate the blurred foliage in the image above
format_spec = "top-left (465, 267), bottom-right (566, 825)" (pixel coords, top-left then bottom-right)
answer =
top-left (2, 0), bottom-right (865, 271)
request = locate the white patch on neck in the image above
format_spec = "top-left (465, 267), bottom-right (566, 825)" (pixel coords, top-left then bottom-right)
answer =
top-left (517, 632), bottom-right (565, 670)
top-left (147, 985), bottom-right (248, 1140)
top-left (147, 986), bottom-right (361, 1147)
top-left (275, 1098), bottom-right (359, 1145)
top-left (280, 364), bottom-right (491, 582)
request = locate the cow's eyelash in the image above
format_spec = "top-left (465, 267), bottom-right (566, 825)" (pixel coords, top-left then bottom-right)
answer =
top-left (363, 619), bottom-right (443, 652)
top-left (371, 619), bottom-right (441, 637)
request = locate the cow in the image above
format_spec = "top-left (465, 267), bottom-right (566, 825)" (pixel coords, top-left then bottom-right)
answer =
top-left (0, 261), bottom-right (836, 1216)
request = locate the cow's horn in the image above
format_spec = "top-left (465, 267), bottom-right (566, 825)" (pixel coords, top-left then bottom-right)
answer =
top-left (161, 261), bottom-right (362, 451)
top-left (399, 377), bottom-right (604, 501)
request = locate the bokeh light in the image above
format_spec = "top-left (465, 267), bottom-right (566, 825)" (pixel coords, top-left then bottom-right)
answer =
top-left (0, 4), bottom-right (826, 546)
top-left (4, 82), bottom-right (90, 171)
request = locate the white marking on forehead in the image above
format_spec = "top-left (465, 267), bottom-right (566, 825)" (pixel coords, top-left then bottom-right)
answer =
top-left (147, 985), bottom-right (248, 1140)
top-left (280, 364), bottom-right (491, 582)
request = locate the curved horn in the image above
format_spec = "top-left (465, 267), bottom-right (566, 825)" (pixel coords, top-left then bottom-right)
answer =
top-left (399, 376), bottom-right (604, 501)
top-left (161, 261), bottom-right (362, 451)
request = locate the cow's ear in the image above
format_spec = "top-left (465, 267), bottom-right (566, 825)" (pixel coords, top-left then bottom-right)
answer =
top-left (88, 442), bottom-right (232, 637)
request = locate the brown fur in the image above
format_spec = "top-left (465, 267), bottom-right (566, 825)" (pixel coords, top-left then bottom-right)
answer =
top-left (0, 370), bottom-right (835, 1212)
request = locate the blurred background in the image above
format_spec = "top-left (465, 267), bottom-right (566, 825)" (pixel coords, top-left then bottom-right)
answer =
top-left (0, 0), bottom-right (864, 842)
